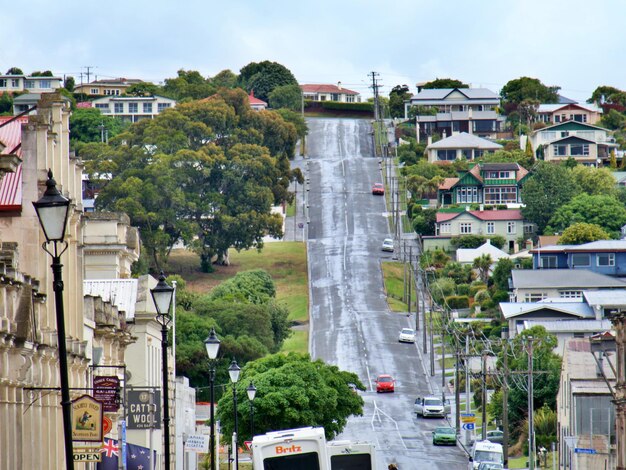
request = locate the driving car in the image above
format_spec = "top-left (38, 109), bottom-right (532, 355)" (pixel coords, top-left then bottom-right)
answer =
top-left (372, 183), bottom-right (385, 195)
top-left (398, 328), bottom-right (416, 343)
top-left (485, 429), bottom-right (504, 445)
top-left (415, 396), bottom-right (448, 417)
top-left (432, 426), bottom-right (457, 446)
top-left (382, 238), bottom-right (394, 252)
top-left (375, 374), bottom-right (395, 393)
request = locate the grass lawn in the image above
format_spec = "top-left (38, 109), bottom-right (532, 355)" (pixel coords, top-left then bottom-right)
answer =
top-left (381, 261), bottom-right (408, 312)
top-left (281, 330), bottom-right (308, 354)
top-left (168, 242), bottom-right (309, 352)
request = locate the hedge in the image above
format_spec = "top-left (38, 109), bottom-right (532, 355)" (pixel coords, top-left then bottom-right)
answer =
top-left (445, 295), bottom-right (470, 309)
top-left (320, 101), bottom-right (374, 112)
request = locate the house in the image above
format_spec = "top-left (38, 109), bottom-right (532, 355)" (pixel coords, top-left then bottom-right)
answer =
top-left (0, 74), bottom-right (62, 94)
top-left (426, 132), bottom-right (502, 163)
top-left (525, 121), bottom-right (617, 166)
top-left (13, 93), bottom-right (72, 116)
top-left (508, 269), bottom-right (626, 303)
top-left (557, 337), bottom-right (616, 469)
top-left (248, 91), bottom-right (267, 111)
top-left (74, 77), bottom-right (144, 96)
top-left (424, 208), bottom-right (533, 253)
top-left (531, 240), bottom-right (626, 276)
top-left (404, 87), bottom-right (504, 138)
top-left (518, 319), bottom-right (613, 352)
top-left (500, 301), bottom-right (596, 337)
top-left (437, 162), bottom-right (529, 206)
top-left (87, 95), bottom-right (177, 123)
top-left (456, 239), bottom-right (510, 265)
top-left (301, 83), bottom-right (361, 103)
top-left (537, 102), bottom-right (603, 125)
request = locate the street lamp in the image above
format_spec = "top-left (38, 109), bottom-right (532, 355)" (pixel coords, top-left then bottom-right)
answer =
top-left (33, 170), bottom-right (73, 470)
top-left (228, 360), bottom-right (241, 470)
top-left (246, 382), bottom-right (257, 438)
top-left (151, 272), bottom-right (174, 470)
top-left (204, 329), bottom-right (220, 470)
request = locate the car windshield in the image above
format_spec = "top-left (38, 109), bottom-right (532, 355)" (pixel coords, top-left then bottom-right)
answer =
top-left (378, 377), bottom-right (392, 383)
top-left (475, 451), bottom-right (503, 463)
top-left (401, 329), bottom-right (413, 335)
top-left (435, 427), bottom-right (454, 434)
top-left (425, 399), bottom-right (442, 406)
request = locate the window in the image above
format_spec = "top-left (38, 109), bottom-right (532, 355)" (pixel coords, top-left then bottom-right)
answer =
top-left (437, 149), bottom-right (456, 161)
top-left (0, 79), bottom-right (6, 87)
top-left (560, 290), bottom-right (582, 299)
top-left (507, 222), bottom-right (516, 234)
top-left (457, 186), bottom-right (478, 203)
top-left (484, 186), bottom-right (517, 204)
top-left (460, 223), bottom-right (472, 234)
top-left (540, 256), bottom-right (557, 269)
top-left (91, 88), bottom-right (99, 94)
top-left (114, 103), bottom-right (124, 113)
top-left (597, 253), bottom-right (615, 267)
top-left (553, 144), bottom-right (567, 156)
top-left (439, 223), bottom-right (451, 234)
top-left (38, 80), bottom-right (51, 89)
top-left (573, 114), bottom-right (587, 123)
top-left (95, 103), bottom-right (110, 113)
top-left (346, 95), bottom-right (355, 103)
top-left (554, 115), bottom-right (561, 122)
top-left (24, 80), bottom-right (34, 89)
top-left (524, 224), bottom-right (534, 234)
top-left (157, 103), bottom-right (171, 112)
top-left (331, 93), bottom-right (339, 101)
top-left (571, 254), bottom-right (590, 267)
top-left (570, 144), bottom-right (590, 156)
top-left (486, 222), bottom-right (495, 234)
top-left (11, 79), bottom-right (19, 87)
top-left (143, 102), bottom-right (153, 113)
top-left (524, 293), bottom-right (547, 302)
top-left (128, 103), bottom-right (138, 113)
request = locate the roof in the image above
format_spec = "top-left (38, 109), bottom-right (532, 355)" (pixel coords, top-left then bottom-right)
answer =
top-left (83, 279), bottom-right (139, 320)
top-left (85, 78), bottom-right (143, 86)
top-left (500, 301), bottom-right (595, 319)
top-left (520, 319), bottom-right (613, 334)
top-left (300, 84), bottom-right (359, 95)
top-left (456, 241), bottom-right (509, 264)
top-left (437, 209), bottom-right (524, 223)
top-left (479, 162), bottom-right (519, 171)
top-left (91, 95), bottom-right (176, 103)
top-left (531, 240), bottom-right (626, 254)
top-left (538, 235), bottom-right (561, 247)
top-left (0, 116), bottom-right (27, 211)
top-left (534, 120), bottom-right (609, 133)
top-left (439, 177), bottom-right (459, 190)
top-left (410, 87), bottom-right (499, 101)
top-left (416, 110), bottom-right (500, 122)
top-left (511, 269), bottom-right (626, 289)
top-left (248, 92), bottom-right (267, 106)
top-left (537, 102), bottom-right (602, 114)
top-left (427, 132), bottom-right (502, 150)
top-left (583, 290), bottom-right (626, 308)
top-left (558, 95), bottom-right (578, 104)
top-left (76, 101), bottom-right (93, 108)
top-left (563, 338), bottom-right (616, 383)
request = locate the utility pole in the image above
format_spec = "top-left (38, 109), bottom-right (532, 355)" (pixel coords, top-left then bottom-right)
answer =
top-left (502, 327), bottom-right (510, 467)
top-left (429, 306), bottom-right (435, 376)
top-left (527, 336), bottom-right (536, 470)
top-left (83, 65), bottom-right (96, 83)
top-left (465, 340), bottom-right (471, 413)
top-left (407, 246), bottom-right (412, 315)
top-left (441, 316), bottom-right (446, 403)
top-left (455, 337), bottom-right (461, 436)
top-left (294, 181), bottom-right (298, 241)
top-left (481, 352), bottom-right (488, 441)
top-left (369, 71), bottom-right (380, 122)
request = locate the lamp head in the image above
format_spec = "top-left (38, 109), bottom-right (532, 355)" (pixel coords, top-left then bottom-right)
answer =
top-left (204, 328), bottom-right (220, 360)
top-left (246, 382), bottom-right (257, 401)
top-left (151, 271), bottom-right (174, 317)
top-left (228, 360), bottom-right (241, 384)
top-left (33, 169), bottom-right (71, 243)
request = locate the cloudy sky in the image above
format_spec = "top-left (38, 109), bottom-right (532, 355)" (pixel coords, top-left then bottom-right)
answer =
top-left (3, 0), bottom-right (625, 101)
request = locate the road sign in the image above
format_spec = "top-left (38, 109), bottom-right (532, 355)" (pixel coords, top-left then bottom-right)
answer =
top-left (244, 440), bottom-right (253, 451)
top-left (462, 423), bottom-right (475, 431)
top-left (461, 413), bottom-right (476, 423)
top-left (185, 435), bottom-right (209, 452)
top-left (574, 448), bottom-right (597, 454)
top-left (103, 416), bottom-right (113, 435)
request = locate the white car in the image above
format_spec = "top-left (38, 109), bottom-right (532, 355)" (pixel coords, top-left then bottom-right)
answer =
top-left (398, 328), bottom-right (416, 343)
top-left (382, 238), bottom-right (394, 252)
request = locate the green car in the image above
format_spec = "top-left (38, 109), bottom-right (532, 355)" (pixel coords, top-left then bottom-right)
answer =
top-left (432, 426), bottom-right (457, 445)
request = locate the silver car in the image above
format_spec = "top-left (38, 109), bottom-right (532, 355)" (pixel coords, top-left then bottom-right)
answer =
top-left (382, 238), bottom-right (394, 252)
top-left (398, 328), bottom-right (416, 343)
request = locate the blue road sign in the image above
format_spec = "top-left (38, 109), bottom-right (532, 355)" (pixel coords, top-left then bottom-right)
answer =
top-left (462, 423), bottom-right (475, 431)
top-left (460, 413), bottom-right (475, 417)
top-left (574, 448), bottom-right (596, 454)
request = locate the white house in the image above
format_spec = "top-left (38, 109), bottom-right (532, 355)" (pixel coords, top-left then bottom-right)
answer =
top-left (301, 83), bottom-right (361, 102)
top-left (456, 239), bottom-right (509, 265)
top-left (426, 132), bottom-right (502, 163)
top-left (88, 95), bottom-right (177, 123)
top-left (0, 74), bottom-right (62, 94)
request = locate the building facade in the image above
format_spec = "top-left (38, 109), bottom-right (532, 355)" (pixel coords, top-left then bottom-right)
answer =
top-left (0, 74), bottom-right (62, 94)
top-left (301, 83), bottom-right (361, 102)
top-left (87, 95), bottom-right (177, 123)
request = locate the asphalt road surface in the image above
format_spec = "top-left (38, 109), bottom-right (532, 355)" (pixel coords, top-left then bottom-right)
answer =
top-left (305, 118), bottom-right (468, 469)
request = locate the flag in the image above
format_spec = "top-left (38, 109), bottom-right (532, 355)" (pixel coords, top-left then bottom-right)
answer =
top-left (97, 438), bottom-right (157, 470)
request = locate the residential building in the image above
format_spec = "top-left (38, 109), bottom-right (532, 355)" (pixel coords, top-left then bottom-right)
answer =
top-left (301, 83), bottom-right (361, 102)
top-left (456, 239), bottom-right (510, 265)
top-left (508, 269), bottom-right (626, 303)
top-left (518, 319), bottom-right (613, 352)
top-left (0, 74), bottom-right (62, 94)
top-left (525, 121), bottom-right (618, 166)
top-left (13, 93), bottom-right (72, 116)
top-left (426, 132), bottom-right (502, 163)
top-left (537, 102), bottom-right (603, 125)
top-left (74, 77), bottom-right (144, 96)
top-left (248, 91), bottom-right (268, 111)
top-left (437, 162), bottom-right (529, 206)
top-left (86, 95), bottom-right (177, 123)
top-left (424, 208), bottom-right (533, 253)
top-left (531, 240), bottom-right (626, 276)
top-left (557, 336), bottom-right (616, 469)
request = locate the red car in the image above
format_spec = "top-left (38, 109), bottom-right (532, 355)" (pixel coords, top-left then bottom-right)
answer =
top-left (375, 374), bottom-right (395, 393)
top-left (372, 183), bottom-right (385, 195)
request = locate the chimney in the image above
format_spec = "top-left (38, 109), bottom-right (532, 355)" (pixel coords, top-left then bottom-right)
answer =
top-left (442, 130), bottom-right (447, 139)
top-left (465, 205), bottom-right (470, 212)
top-left (337, 81), bottom-right (342, 90)
top-left (427, 136), bottom-right (433, 146)
top-left (468, 108), bottom-right (474, 135)
top-left (485, 237), bottom-right (491, 245)
top-left (479, 204), bottom-right (484, 212)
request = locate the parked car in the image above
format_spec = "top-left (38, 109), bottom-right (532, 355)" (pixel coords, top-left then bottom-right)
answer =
top-left (398, 328), bottom-right (416, 343)
top-left (375, 374), bottom-right (395, 393)
top-left (485, 430), bottom-right (504, 445)
top-left (372, 183), bottom-right (385, 195)
top-left (477, 463), bottom-right (504, 470)
top-left (382, 238), bottom-right (394, 252)
top-left (415, 396), bottom-right (448, 418)
top-left (432, 426), bottom-right (457, 446)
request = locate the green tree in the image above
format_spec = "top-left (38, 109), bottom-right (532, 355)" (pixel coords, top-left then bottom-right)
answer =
top-left (588, 86), bottom-right (626, 107)
top-left (64, 76), bottom-right (75, 92)
top-left (491, 258), bottom-right (513, 292)
top-left (268, 83), bottom-right (302, 111)
top-left (500, 77), bottom-right (560, 111)
top-left (558, 222), bottom-right (611, 245)
top-left (520, 162), bottom-right (579, 233)
top-left (238, 61), bottom-right (298, 103)
top-left (570, 165), bottom-right (617, 197)
top-left (126, 81), bottom-right (159, 96)
top-left (548, 194), bottom-right (626, 236)
top-left (69, 108), bottom-right (129, 143)
top-left (389, 84), bottom-right (411, 118)
top-left (162, 69), bottom-right (215, 100)
top-left (477, 148), bottom-right (533, 170)
top-left (273, 108), bottom-right (307, 140)
top-left (210, 69), bottom-right (238, 89)
top-left (473, 254), bottom-right (493, 283)
top-left (410, 206), bottom-right (436, 236)
top-left (440, 262), bottom-right (474, 285)
top-left (0, 93), bottom-right (12, 115)
top-left (30, 70), bottom-right (53, 77)
top-left (6, 67), bottom-right (23, 75)
top-left (217, 353), bottom-right (365, 442)
top-left (601, 109), bottom-right (626, 130)
top-left (421, 78), bottom-right (469, 89)
top-left (207, 269), bottom-right (276, 304)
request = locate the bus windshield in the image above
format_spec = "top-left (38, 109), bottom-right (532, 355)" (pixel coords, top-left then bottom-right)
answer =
top-left (264, 452), bottom-right (321, 470)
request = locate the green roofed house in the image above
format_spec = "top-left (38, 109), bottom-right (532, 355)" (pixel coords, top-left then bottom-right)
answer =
top-left (437, 162), bottom-right (530, 207)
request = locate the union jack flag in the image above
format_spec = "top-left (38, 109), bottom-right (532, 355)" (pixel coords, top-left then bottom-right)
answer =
top-left (98, 438), bottom-right (156, 470)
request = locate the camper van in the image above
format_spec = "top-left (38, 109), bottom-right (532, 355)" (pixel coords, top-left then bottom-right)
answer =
top-left (468, 440), bottom-right (504, 469)
top-left (251, 427), bottom-right (376, 470)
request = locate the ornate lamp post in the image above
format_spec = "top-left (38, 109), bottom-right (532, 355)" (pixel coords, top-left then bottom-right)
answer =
top-left (204, 329), bottom-right (221, 470)
top-left (33, 170), bottom-right (73, 470)
top-left (151, 273), bottom-right (174, 470)
top-left (246, 382), bottom-right (257, 438)
top-left (228, 360), bottom-right (241, 470)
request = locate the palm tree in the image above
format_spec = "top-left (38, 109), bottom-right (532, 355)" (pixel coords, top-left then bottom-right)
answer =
top-left (473, 254), bottom-right (493, 283)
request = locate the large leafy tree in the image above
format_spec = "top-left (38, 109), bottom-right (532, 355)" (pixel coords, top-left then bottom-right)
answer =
top-left (269, 83), bottom-right (302, 111)
top-left (389, 84), bottom-right (411, 118)
top-left (216, 353), bottom-right (365, 442)
top-left (69, 108), bottom-right (129, 143)
top-left (238, 61), bottom-right (298, 103)
top-left (520, 162), bottom-right (579, 234)
top-left (477, 148), bottom-right (534, 170)
top-left (210, 69), bottom-right (238, 89)
top-left (500, 77), bottom-right (560, 112)
top-left (588, 86), bottom-right (626, 107)
top-left (421, 78), bottom-right (468, 89)
top-left (6, 67), bottom-right (23, 75)
top-left (558, 222), bottom-right (611, 245)
top-left (126, 81), bottom-right (160, 96)
top-left (162, 69), bottom-right (215, 100)
top-left (569, 165), bottom-right (617, 197)
top-left (547, 193), bottom-right (626, 236)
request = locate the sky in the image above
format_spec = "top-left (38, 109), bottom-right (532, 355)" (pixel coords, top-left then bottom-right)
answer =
top-left (3, 0), bottom-right (626, 102)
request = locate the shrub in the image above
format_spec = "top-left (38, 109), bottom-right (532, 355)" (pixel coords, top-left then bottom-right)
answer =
top-left (492, 290), bottom-right (510, 303)
top-left (320, 101), bottom-right (374, 112)
top-left (445, 295), bottom-right (469, 309)
top-left (469, 282), bottom-right (487, 297)
top-left (474, 289), bottom-right (491, 303)
top-left (457, 284), bottom-right (470, 296)
top-left (430, 277), bottom-right (456, 305)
